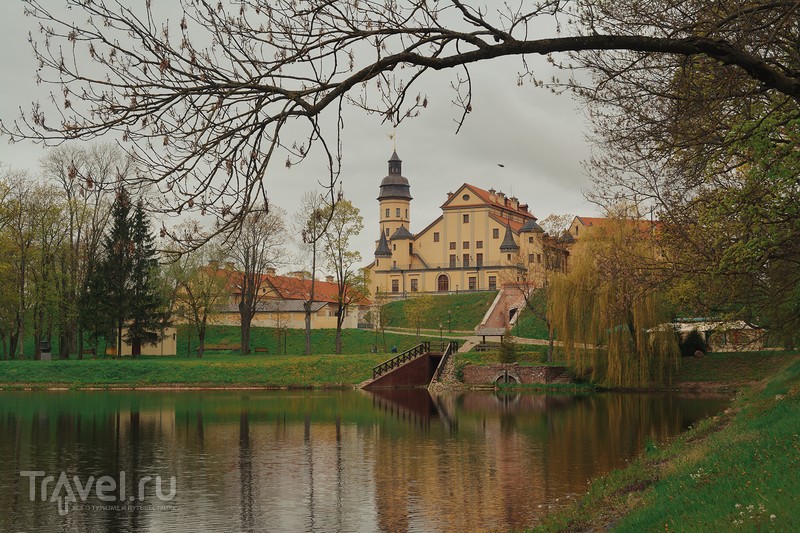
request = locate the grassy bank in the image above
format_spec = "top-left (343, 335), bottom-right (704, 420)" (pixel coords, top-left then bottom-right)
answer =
top-left (175, 324), bottom-right (450, 356)
top-left (382, 291), bottom-right (496, 330)
top-left (0, 353), bottom-right (389, 389)
top-left (536, 352), bottom-right (800, 531)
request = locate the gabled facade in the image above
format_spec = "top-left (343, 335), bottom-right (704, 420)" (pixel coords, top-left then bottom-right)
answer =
top-left (366, 152), bottom-right (568, 296)
top-left (194, 266), bottom-right (370, 329)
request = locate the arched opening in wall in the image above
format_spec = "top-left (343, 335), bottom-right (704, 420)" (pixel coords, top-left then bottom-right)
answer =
top-left (494, 372), bottom-right (519, 385)
top-left (437, 274), bottom-right (449, 292)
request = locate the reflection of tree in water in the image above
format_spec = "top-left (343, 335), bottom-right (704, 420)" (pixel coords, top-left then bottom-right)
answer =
top-left (239, 410), bottom-right (254, 532)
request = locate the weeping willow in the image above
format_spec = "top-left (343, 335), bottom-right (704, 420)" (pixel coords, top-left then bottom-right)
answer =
top-left (548, 219), bottom-right (680, 388)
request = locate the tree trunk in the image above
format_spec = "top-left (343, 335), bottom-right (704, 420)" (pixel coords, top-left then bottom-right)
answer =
top-left (9, 333), bottom-right (18, 361)
top-left (334, 305), bottom-right (344, 354)
top-left (117, 322), bottom-right (123, 358)
top-left (240, 314), bottom-right (251, 354)
top-left (546, 319), bottom-right (554, 363)
top-left (197, 323), bottom-right (206, 358)
top-left (304, 302), bottom-right (312, 355)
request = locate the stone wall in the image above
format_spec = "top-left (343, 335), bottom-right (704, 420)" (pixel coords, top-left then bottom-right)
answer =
top-left (461, 363), bottom-right (568, 385)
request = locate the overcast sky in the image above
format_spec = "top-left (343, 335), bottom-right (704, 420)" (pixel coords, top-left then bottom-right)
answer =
top-left (0, 4), bottom-right (599, 275)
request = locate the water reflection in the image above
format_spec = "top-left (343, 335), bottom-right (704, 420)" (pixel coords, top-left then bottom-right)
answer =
top-left (0, 390), bottom-right (726, 532)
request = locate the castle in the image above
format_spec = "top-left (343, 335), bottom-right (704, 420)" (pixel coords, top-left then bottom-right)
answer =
top-left (366, 152), bottom-right (568, 297)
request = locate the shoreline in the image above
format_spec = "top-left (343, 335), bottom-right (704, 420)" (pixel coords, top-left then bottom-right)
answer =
top-left (0, 380), bottom-right (746, 393)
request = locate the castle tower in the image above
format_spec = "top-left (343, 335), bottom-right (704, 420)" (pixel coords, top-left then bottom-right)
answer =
top-left (377, 151), bottom-right (412, 240)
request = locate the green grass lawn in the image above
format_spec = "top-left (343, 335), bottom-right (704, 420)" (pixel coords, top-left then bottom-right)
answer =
top-left (673, 350), bottom-right (791, 384)
top-left (0, 353), bottom-right (389, 388)
top-left (382, 291), bottom-right (496, 331)
top-left (536, 352), bottom-right (800, 532)
top-left (176, 324), bottom-right (447, 356)
top-left (514, 308), bottom-right (552, 340)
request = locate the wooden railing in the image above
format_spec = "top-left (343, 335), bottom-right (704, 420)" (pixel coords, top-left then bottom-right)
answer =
top-left (433, 341), bottom-right (459, 383)
top-left (372, 342), bottom-right (430, 379)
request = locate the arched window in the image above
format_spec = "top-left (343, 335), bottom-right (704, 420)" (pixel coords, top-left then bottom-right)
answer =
top-left (437, 274), bottom-right (449, 292)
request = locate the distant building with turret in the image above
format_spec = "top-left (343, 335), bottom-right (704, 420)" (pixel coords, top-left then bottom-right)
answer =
top-left (365, 152), bottom-right (568, 297)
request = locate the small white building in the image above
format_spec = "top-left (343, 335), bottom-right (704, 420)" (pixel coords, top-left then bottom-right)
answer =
top-left (673, 320), bottom-right (764, 352)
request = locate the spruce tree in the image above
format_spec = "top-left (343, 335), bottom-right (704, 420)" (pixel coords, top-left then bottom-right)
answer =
top-left (88, 188), bottom-right (164, 357)
top-left (125, 200), bottom-right (164, 356)
top-left (101, 188), bottom-right (134, 357)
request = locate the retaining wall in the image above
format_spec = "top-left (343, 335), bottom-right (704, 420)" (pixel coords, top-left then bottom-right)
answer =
top-left (461, 363), bottom-right (568, 385)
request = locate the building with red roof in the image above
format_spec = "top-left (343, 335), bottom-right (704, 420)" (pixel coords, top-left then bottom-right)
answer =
top-left (365, 152), bottom-right (569, 296)
top-left (209, 267), bottom-right (371, 330)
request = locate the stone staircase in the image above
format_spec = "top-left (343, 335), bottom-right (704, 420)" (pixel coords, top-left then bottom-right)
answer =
top-left (475, 287), bottom-right (527, 335)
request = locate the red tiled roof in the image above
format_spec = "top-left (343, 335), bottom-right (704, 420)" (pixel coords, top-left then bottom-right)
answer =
top-left (488, 212), bottom-right (525, 233)
top-left (205, 265), bottom-right (369, 305)
top-left (265, 275), bottom-right (370, 305)
top-left (441, 183), bottom-right (536, 219)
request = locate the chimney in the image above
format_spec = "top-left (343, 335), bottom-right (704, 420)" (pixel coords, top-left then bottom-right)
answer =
top-left (497, 191), bottom-right (506, 204)
top-left (326, 275), bottom-right (334, 283)
top-left (510, 196), bottom-right (519, 210)
top-left (265, 267), bottom-right (276, 276)
top-left (488, 188), bottom-right (496, 202)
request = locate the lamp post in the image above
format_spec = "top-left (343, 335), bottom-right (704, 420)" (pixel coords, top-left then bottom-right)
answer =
top-left (439, 322), bottom-right (443, 351)
top-left (448, 310), bottom-right (452, 333)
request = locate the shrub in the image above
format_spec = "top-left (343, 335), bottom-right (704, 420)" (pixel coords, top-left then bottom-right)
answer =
top-left (679, 329), bottom-right (707, 357)
top-left (499, 332), bottom-right (517, 363)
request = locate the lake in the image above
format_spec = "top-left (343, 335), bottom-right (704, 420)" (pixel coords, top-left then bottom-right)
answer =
top-left (0, 389), bottom-right (727, 532)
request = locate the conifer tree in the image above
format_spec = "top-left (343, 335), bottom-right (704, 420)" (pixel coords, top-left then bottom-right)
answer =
top-left (87, 188), bottom-right (164, 357)
top-left (126, 200), bottom-right (164, 356)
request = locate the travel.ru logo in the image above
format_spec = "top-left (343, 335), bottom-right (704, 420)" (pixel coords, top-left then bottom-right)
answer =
top-left (20, 471), bottom-right (176, 516)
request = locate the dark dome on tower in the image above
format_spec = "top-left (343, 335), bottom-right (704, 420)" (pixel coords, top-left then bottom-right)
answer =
top-left (378, 151), bottom-right (412, 200)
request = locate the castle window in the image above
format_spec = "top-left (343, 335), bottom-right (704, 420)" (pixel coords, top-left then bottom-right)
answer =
top-left (433, 232), bottom-right (440, 242)
top-left (393, 244), bottom-right (396, 251)
top-left (385, 208), bottom-right (390, 218)
top-left (529, 237), bottom-right (533, 243)
top-left (476, 253), bottom-right (483, 267)
top-left (463, 214), bottom-right (469, 223)
top-left (385, 227), bottom-right (390, 236)
top-left (463, 254), bottom-right (470, 267)
top-left (462, 194), bottom-right (470, 201)
top-left (391, 279), bottom-right (399, 292)
top-left (410, 278), bottom-right (418, 292)
top-left (449, 254), bottom-right (456, 268)
top-left (488, 276), bottom-right (497, 290)
top-left (449, 242), bottom-right (456, 250)
top-left (507, 253), bottom-right (512, 260)
top-left (537, 253), bottom-right (542, 263)
top-left (405, 209), bottom-right (408, 218)
top-left (493, 228), bottom-right (500, 239)
top-left (476, 241), bottom-right (483, 249)
top-left (462, 241), bottom-right (469, 249)
top-left (528, 254), bottom-right (535, 263)
top-left (468, 277), bottom-right (476, 290)
top-left (396, 207), bottom-right (401, 217)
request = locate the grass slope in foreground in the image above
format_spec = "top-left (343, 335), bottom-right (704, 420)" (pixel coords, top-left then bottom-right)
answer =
top-left (0, 354), bottom-right (389, 388)
top-left (537, 353), bottom-right (800, 532)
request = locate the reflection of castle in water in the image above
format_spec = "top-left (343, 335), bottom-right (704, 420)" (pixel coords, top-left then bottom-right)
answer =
top-left (0, 391), bottom-right (727, 532)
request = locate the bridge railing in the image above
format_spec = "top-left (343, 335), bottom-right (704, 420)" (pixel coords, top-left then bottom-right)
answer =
top-left (433, 341), bottom-right (460, 383)
top-left (372, 342), bottom-right (430, 379)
